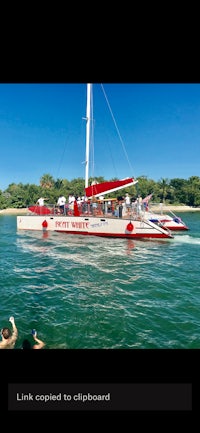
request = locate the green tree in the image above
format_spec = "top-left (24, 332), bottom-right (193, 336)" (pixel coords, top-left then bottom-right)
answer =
top-left (54, 178), bottom-right (63, 190)
top-left (0, 190), bottom-right (7, 209)
top-left (186, 176), bottom-right (200, 207)
top-left (2, 174), bottom-right (200, 209)
top-left (40, 174), bottom-right (55, 189)
top-left (4, 183), bottom-right (26, 208)
top-left (170, 178), bottom-right (188, 204)
top-left (158, 178), bottom-right (170, 203)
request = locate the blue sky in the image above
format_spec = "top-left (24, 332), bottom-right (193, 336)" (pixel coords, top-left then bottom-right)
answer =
top-left (0, 83), bottom-right (199, 191)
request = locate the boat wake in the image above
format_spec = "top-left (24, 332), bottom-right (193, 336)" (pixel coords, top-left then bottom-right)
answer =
top-left (173, 234), bottom-right (200, 245)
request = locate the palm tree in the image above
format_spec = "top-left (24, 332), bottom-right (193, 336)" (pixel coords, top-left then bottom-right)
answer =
top-left (159, 178), bottom-right (169, 203)
top-left (54, 178), bottom-right (63, 189)
top-left (40, 174), bottom-right (55, 189)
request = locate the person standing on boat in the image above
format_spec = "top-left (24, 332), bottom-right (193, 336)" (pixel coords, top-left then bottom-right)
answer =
top-left (68, 194), bottom-right (76, 213)
top-left (69, 194), bottom-right (75, 204)
top-left (37, 197), bottom-right (48, 206)
top-left (57, 195), bottom-right (66, 214)
top-left (136, 195), bottom-right (143, 214)
top-left (0, 316), bottom-right (18, 349)
top-left (125, 193), bottom-right (131, 214)
top-left (37, 197), bottom-right (45, 206)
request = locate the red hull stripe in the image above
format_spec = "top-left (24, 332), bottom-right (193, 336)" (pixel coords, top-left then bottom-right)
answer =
top-left (168, 226), bottom-right (188, 231)
top-left (56, 230), bottom-right (172, 238)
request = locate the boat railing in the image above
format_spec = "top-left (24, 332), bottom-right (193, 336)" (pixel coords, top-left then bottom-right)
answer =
top-left (27, 201), bottom-right (132, 218)
top-left (27, 201), bottom-right (155, 220)
top-left (28, 202), bottom-right (107, 217)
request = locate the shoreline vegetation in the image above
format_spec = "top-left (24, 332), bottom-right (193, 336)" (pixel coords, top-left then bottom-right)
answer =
top-left (0, 205), bottom-right (200, 215)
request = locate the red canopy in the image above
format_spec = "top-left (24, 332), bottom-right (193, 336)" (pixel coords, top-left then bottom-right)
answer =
top-left (85, 178), bottom-right (137, 198)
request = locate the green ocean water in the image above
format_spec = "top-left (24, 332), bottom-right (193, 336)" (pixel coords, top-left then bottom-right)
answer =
top-left (0, 212), bottom-right (200, 349)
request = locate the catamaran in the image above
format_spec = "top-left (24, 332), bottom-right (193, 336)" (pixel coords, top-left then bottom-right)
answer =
top-left (17, 84), bottom-right (173, 240)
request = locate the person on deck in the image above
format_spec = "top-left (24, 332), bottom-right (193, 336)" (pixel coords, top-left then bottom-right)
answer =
top-left (136, 195), bottom-right (143, 214)
top-left (0, 316), bottom-right (18, 349)
top-left (57, 195), bottom-right (66, 214)
top-left (125, 193), bottom-right (131, 214)
top-left (37, 197), bottom-right (45, 206)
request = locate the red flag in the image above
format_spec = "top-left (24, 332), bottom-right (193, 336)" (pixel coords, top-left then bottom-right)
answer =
top-left (73, 200), bottom-right (80, 216)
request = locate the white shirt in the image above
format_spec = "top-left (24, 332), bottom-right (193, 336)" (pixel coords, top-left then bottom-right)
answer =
top-left (57, 196), bottom-right (66, 206)
top-left (38, 198), bottom-right (44, 206)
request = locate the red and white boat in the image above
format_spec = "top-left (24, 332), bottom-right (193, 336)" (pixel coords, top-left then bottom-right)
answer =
top-left (17, 84), bottom-right (173, 240)
top-left (146, 211), bottom-right (189, 231)
top-left (140, 195), bottom-right (189, 231)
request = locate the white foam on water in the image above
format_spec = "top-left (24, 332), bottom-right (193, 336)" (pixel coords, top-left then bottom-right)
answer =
top-left (173, 234), bottom-right (200, 245)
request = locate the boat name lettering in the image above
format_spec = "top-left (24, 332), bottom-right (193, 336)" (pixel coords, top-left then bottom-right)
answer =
top-left (71, 221), bottom-right (89, 229)
top-left (55, 221), bottom-right (89, 229)
top-left (90, 221), bottom-right (109, 228)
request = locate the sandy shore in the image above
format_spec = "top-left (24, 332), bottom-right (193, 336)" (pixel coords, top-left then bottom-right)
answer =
top-left (150, 205), bottom-right (200, 213)
top-left (0, 208), bottom-right (29, 215)
top-left (0, 205), bottom-right (200, 215)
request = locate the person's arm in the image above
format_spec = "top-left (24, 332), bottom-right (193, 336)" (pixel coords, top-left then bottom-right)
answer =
top-left (0, 335), bottom-right (6, 348)
top-left (32, 332), bottom-right (45, 349)
top-left (9, 316), bottom-right (18, 342)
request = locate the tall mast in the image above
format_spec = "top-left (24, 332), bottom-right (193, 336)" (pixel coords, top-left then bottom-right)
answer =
top-left (85, 83), bottom-right (92, 189)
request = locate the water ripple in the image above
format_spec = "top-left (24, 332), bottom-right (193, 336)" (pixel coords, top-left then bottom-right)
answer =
top-left (0, 213), bottom-right (200, 348)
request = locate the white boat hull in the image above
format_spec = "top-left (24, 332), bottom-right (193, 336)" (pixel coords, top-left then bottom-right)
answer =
top-left (17, 215), bottom-right (173, 239)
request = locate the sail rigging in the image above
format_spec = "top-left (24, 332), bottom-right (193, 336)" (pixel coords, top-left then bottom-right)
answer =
top-left (84, 83), bottom-right (137, 198)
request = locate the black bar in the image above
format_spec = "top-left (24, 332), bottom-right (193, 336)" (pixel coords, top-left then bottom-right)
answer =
top-left (8, 383), bottom-right (192, 411)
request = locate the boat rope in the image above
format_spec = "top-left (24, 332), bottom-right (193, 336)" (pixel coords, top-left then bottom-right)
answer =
top-left (100, 84), bottom-right (136, 178)
top-left (55, 139), bottom-right (68, 179)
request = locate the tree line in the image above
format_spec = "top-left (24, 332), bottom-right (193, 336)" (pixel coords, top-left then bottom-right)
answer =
top-left (0, 173), bottom-right (200, 210)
